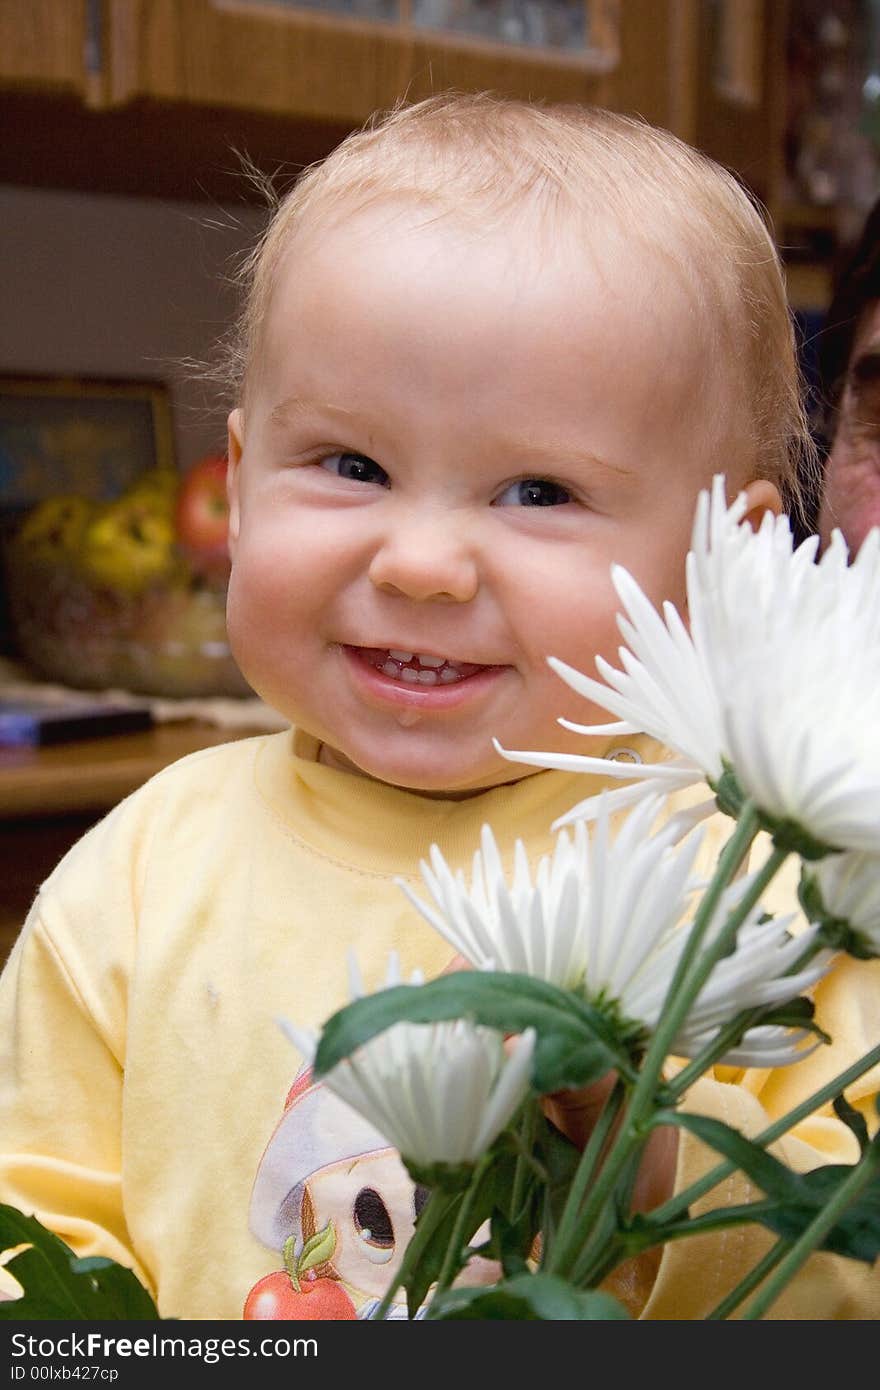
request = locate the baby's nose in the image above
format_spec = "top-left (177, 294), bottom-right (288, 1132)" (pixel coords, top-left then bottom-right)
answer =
top-left (368, 516), bottom-right (478, 603)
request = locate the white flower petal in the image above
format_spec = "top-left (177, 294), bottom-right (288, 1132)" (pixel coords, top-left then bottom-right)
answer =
top-left (318, 1018), bottom-right (532, 1166)
top-left (399, 800), bottom-right (827, 1068)
top-left (509, 475), bottom-right (880, 856)
top-left (283, 956), bottom-right (535, 1168)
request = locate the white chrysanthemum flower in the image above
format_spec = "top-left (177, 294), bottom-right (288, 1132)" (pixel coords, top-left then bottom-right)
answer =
top-left (498, 475), bottom-right (880, 854)
top-left (400, 797), bottom-right (700, 993)
top-left (805, 850), bottom-right (880, 957)
top-left (636, 881), bottom-right (829, 1064)
top-left (281, 954), bottom-right (535, 1168)
top-left (401, 800), bottom-right (828, 1067)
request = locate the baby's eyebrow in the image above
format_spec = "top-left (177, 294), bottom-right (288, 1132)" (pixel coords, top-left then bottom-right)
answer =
top-left (269, 395), bottom-right (358, 430)
top-left (496, 433), bottom-right (633, 479)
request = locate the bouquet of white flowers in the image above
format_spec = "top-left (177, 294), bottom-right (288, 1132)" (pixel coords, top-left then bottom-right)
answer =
top-left (287, 477), bottom-right (880, 1321)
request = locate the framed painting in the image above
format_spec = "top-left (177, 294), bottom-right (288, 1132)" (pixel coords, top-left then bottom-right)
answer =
top-left (0, 375), bottom-right (176, 509)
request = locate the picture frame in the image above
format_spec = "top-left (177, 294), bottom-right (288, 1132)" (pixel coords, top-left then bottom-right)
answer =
top-left (0, 374), bottom-right (176, 511)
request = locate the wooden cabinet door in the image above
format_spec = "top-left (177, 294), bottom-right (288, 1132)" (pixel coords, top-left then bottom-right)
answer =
top-left (103, 0), bottom-right (701, 136)
top-left (0, 0), bottom-right (92, 98)
top-left (693, 0), bottom-right (789, 220)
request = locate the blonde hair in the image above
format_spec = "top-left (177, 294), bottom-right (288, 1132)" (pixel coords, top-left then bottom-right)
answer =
top-left (224, 91), bottom-right (817, 522)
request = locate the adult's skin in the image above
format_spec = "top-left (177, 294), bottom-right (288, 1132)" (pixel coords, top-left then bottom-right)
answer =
top-left (816, 197), bottom-right (880, 554)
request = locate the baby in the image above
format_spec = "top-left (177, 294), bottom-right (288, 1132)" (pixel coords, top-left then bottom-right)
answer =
top-left (1, 93), bottom-right (874, 1321)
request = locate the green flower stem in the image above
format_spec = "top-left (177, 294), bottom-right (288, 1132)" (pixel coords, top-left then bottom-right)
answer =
top-left (656, 842), bottom-right (791, 1086)
top-left (705, 1238), bottom-right (794, 1320)
top-left (547, 809), bottom-right (766, 1281)
top-left (569, 1147), bottom-right (645, 1286)
top-left (546, 1122), bottom-right (643, 1282)
top-left (544, 1081), bottom-right (625, 1276)
top-left (740, 1143), bottom-right (880, 1320)
top-left (510, 1099), bottom-right (539, 1220)
top-left (646, 1040), bottom-right (880, 1228)
top-left (576, 1199), bottom-right (781, 1289)
top-left (371, 1188), bottom-right (455, 1321)
top-left (433, 1152), bottom-right (495, 1299)
top-left (625, 804), bottom-right (763, 1117)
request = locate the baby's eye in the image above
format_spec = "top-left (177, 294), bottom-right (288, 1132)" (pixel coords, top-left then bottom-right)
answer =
top-left (495, 478), bottom-right (572, 507)
top-left (320, 451), bottom-right (389, 486)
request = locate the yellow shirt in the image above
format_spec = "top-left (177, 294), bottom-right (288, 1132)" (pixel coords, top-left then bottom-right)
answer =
top-left (0, 729), bottom-right (878, 1319)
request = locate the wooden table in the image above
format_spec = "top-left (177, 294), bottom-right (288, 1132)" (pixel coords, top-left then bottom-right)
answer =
top-left (0, 722), bottom-right (268, 965)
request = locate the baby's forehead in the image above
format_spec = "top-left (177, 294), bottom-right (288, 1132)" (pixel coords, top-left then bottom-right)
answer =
top-left (270, 194), bottom-right (724, 412)
top-left (285, 181), bottom-right (667, 259)
top-left (254, 199), bottom-right (736, 475)
top-left (275, 188), bottom-right (710, 336)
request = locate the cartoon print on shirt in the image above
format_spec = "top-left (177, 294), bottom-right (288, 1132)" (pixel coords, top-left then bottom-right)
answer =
top-left (245, 1065), bottom-right (499, 1319)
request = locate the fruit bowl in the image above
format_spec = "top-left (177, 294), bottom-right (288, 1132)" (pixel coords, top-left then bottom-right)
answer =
top-left (3, 462), bottom-right (252, 700)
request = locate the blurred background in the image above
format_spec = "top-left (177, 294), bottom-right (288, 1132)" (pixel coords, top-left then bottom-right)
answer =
top-left (1, 0), bottom-right (879, 955)
top-left (3, 2), bottom-right (880, 477)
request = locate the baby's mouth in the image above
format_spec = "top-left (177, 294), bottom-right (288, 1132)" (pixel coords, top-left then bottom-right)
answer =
top-left (352, 646), bottom-right (486, 686)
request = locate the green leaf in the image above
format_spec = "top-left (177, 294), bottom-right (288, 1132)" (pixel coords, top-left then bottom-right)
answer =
top-left (427, 1272), bottom-right (632, 1320)
top-left (759, 1166), bottom-right (880, 1262)
top-left (403, 1145), bottom-right (548, 1317)
top-left (529, 1030), bottom-right (615, 1095)
top-left (399, 1189), bottom-right (463, 1319)
top-left (313, 972), bottom-right (626, 1095)
top-left (0, 1205), bottom-right (160, 1320)
top-left (833, 1094), bottom-right (870, 1155)
top-left (485, 1212), bottom-right (533, 1280)
top-left (534, 1113), bottom-right (582, 1237)
top-left (296, 1219), bottom-right (336, 1277)
top-left (654, 1111), bottom-right (880, 1264)
top-left (754, 996), bottom-right (831, 1046)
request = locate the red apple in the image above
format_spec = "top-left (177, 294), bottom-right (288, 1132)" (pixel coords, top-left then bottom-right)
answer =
top-left (243, 1269), bottom-right (357, 1320)
top-left (243, 1222), bottom-right (356, 1321)
top-left (175, 453), bottom-right (230, 579)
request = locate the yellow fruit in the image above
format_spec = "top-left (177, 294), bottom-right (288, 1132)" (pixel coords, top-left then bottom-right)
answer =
top-left (14, 495), bottom-right (93, 563)
top-left (127, 468), bottom-right (179, 513)
top-left (80, 497), bottom-right (179, 594)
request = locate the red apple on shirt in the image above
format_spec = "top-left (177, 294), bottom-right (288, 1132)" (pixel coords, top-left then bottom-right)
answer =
top-left (243, 1269), bottom-right (357, 1320)
top-left (175, 452), bottom-right (231, 580)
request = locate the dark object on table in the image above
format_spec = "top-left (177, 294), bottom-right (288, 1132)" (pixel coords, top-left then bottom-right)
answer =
top-left (0, 694), bottom-right (154, 747)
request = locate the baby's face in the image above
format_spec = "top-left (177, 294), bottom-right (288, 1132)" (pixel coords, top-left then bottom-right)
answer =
top-left (227, 203), bottom-right (743, 794)
top-left (819, 298), bottom-right (880, 556)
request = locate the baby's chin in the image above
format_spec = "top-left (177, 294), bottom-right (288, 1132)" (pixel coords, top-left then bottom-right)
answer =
top-left (315, 741), bottom-right (534, 799)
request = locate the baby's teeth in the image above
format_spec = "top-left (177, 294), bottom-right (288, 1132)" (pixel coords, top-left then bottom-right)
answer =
top-left (417, 670), bottom-right (438, 685)
top-left (416, 654), bottom-right (445, 668)
top-left (401, 668), bottom-right (420, 683)
top-left (440, 667), bottom-right (461, 683)
top-left (389, 649), bottom-right (413, 662)
top-left (382, 661), bottom-right (399, 677)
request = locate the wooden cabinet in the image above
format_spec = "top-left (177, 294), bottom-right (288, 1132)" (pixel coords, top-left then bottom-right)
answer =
top-left (0, 0), bottom-right (730, 205)
top-left (0, 1), bottom-right (793, 199)
top-left (1, 0), bottom-right (729, 144)
top-left (0, 0), bottom-right (92, 98)
top-left (0, 0), bottom-right (839, 303)
top-left (694, 0), bottom-right (789, 224)
top-left (102, 1), bottom-right (666, 126)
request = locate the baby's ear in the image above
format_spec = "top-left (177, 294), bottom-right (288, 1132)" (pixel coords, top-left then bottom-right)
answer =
top-left (226, 409), bottom-right (244, 552)
top-left (740, 478), bottom-right (783, 532)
